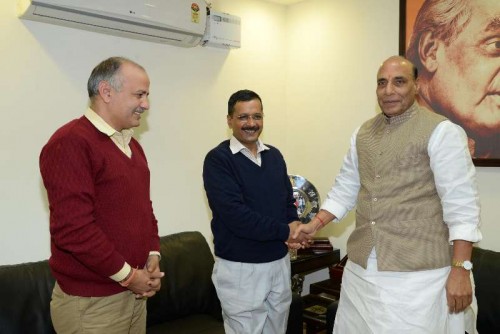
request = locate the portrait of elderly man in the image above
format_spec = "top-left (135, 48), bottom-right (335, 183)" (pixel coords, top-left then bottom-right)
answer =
top-left (406, 0), bottom-right (500, 159)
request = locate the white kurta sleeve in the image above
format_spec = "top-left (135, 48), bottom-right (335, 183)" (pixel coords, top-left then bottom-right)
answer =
top-left (321, 127), bottom-right (361, 221)
top-left (428, 121), bottom-right (482, 243)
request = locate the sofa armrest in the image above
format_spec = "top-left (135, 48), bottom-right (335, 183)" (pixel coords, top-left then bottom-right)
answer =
top-left (0, 260), bottom-right (55, 334)
top-left (147, 231), bottom-right (221, 327)
top-left (472, 247), bottom-right (500, 333)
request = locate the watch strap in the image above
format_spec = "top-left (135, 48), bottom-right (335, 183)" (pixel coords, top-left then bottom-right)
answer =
top-left (451, 260), bottom-right (472, 270)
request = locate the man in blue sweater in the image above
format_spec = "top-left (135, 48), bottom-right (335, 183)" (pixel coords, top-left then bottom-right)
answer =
top-left (203, 89), bottom-right (306, 334)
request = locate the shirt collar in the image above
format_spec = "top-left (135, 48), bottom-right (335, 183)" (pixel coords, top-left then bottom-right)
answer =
top-left (84, 108), bottom-right (134, 138)
top-left (229, 136), bottom-right (269, 155)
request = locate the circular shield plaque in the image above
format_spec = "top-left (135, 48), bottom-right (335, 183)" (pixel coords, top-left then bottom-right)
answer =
top-left (289, 174), bottom-right (320, 224)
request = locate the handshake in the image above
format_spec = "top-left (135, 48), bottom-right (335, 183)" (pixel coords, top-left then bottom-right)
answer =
top-left (286, 220), bottom-right (318, 249)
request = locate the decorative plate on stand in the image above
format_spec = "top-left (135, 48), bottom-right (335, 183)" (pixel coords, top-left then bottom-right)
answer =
top-left (289, 174), bottom-right (320, 224)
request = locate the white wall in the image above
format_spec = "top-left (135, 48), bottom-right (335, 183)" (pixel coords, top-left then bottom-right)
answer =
top-left (1, 0), bottom-right (498, 266)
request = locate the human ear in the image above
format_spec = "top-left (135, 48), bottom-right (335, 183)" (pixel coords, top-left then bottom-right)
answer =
top-left (98, 81), bottom-right (112, 103)
top-left (227, 115), bottom-right (233, 128)
top-left (414, 76), bottom-right (420, 92)
top-left (418, 31), bottom-right (439, 73)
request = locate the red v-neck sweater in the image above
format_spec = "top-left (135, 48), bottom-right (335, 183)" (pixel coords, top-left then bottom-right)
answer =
top-left (40, 116), bottom-right (159, 297)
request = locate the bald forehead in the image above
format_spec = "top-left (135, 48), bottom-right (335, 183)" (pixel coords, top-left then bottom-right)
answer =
top-left (120, 61), bottom-right (146, 74)
top-left (378, 57), bottom-right (415, 79)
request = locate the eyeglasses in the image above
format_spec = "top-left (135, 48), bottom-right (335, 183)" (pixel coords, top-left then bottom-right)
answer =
top-left (234, 114), bottom-right (264, 122)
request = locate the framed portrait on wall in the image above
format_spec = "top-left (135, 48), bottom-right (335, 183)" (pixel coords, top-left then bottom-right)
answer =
top-left (399, 0), bottom-right (500, 167)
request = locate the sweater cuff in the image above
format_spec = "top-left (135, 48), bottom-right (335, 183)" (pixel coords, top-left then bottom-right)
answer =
top-left (149, 251), bottom-right (161, 260)
top-left (109, 262), bottom-right (132, 282)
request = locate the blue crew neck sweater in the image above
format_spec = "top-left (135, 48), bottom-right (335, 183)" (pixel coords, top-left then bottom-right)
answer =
top-left (203, 140), bottom-right (298, 263)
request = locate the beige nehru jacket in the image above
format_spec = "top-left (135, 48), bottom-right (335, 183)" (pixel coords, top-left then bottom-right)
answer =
top-left (348, 103), bottom-right (451, 272)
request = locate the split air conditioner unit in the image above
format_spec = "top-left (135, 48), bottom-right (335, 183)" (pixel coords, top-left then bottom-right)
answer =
top-left (17, 0), bottom-right (207, 47)
top-left (202, 11), bottom-right (241, 49)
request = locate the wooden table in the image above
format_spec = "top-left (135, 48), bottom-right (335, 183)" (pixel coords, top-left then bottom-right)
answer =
top-left (301, 293), bottom-right (338, 334)
top-left (290, 244), bottom-right (341, 333)
top-left (290, 247), bottom-right (340, 294)
top-left (310, 278), bottom-right (342, 296)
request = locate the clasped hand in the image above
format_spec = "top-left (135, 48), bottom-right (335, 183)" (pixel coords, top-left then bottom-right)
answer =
top-left (127, 255), bottom-right (165, 299)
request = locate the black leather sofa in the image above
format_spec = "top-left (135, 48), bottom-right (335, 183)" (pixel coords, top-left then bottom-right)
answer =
top-left (0, 231), bottom-right (303, 334)
top-left (325, 247), bottom-right (500, 333)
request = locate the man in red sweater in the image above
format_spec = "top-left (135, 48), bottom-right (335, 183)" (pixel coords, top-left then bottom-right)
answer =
top-left (40, 57), bottom-right (163, 334)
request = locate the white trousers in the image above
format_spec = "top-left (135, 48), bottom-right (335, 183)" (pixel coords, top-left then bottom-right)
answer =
top-left (212, 254), bottom-right (292, 334)
top-left (333, 250), bottom-right (478, 334)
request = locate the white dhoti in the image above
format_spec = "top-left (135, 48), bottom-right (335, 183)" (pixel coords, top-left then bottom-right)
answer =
top-left (333, 249), bottom-right (477, 334)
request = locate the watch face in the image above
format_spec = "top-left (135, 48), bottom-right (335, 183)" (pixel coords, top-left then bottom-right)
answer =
top-left (289, 174), bottom-right (320, 224)
top-left (463, 261), bottom-right (473, 270)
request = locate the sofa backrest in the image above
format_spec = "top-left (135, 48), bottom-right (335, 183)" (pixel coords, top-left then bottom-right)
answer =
top-left (0, 260), bottom-right (56, 334)
top-left (146, 231), bottom-right (221, 327)
top-left (0, 231), bottom-right (220, 333)
top-left (472, 247), bottom-right (500, 333)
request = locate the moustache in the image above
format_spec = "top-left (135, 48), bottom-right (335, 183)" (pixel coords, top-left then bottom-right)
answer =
top-left (242, 126), bottom-right (259, 131)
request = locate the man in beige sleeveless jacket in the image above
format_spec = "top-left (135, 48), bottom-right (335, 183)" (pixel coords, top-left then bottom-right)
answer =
top-left (294, 56), bottom-right (481, 333)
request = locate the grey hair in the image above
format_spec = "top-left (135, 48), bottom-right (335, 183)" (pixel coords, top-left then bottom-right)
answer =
top-left (87, 57), bottom-right (144, 98)
top-left (406, 0), bottom-right (472, 71)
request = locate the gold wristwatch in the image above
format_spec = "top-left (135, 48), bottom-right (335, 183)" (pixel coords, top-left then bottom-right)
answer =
top-left (451, 260), bottom-right (473, 271)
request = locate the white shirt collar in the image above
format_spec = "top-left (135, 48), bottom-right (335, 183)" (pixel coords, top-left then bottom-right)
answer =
top-left (84, 107), bottom-right (134, 139)
top-left (229, 136), bottom-right (269, 154)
